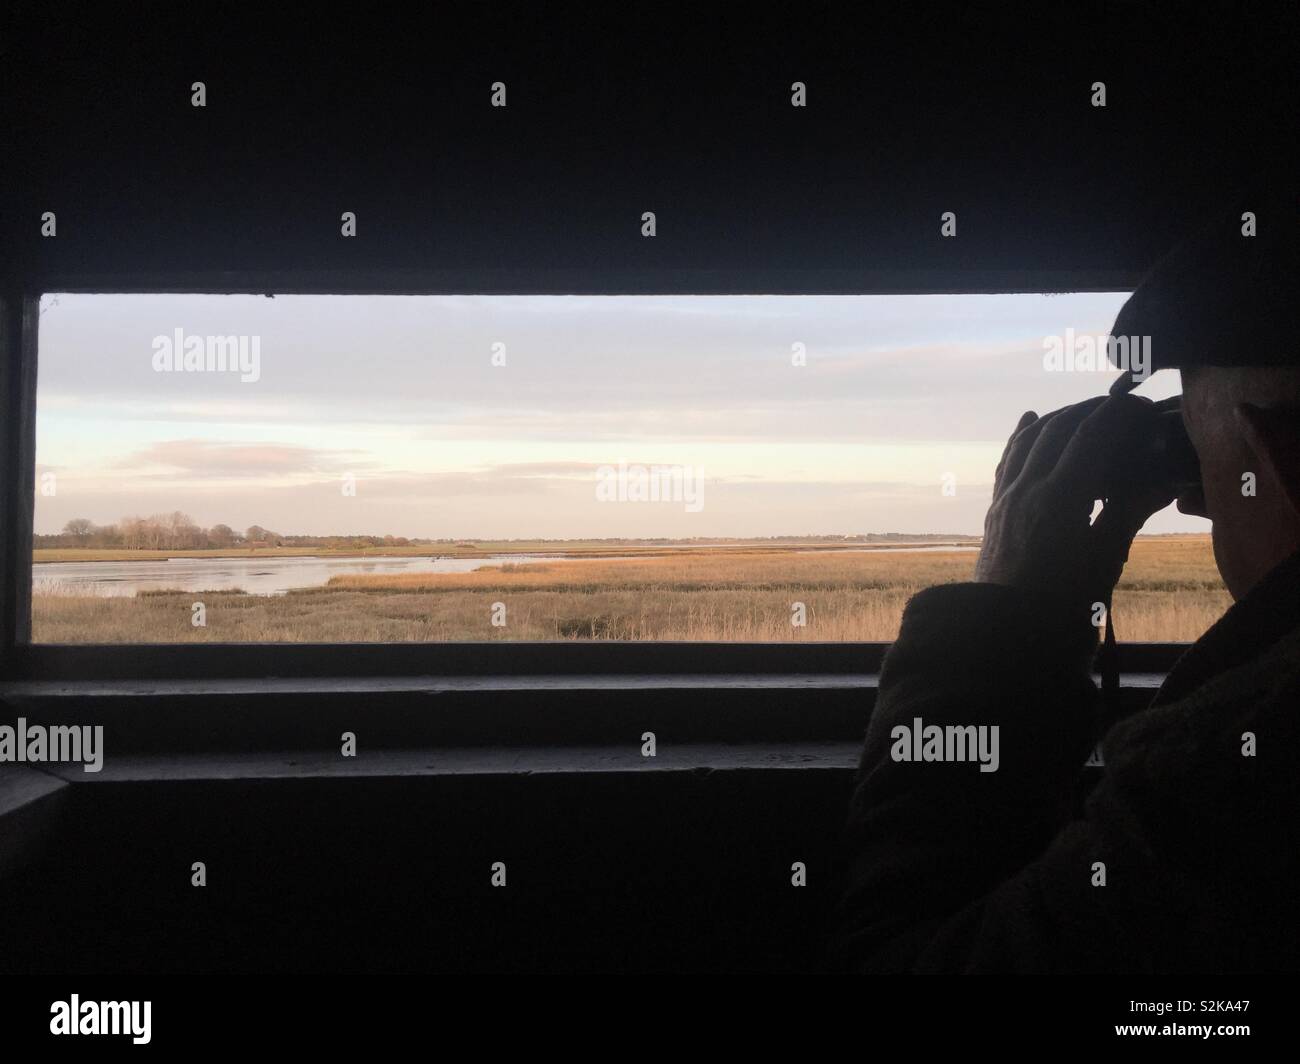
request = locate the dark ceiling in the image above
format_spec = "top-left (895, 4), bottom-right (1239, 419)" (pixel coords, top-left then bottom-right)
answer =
top-left (4, 1), bottom-right (1295, 288)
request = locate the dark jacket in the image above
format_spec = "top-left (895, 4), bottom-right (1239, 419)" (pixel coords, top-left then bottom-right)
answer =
top-left (831, 550), bottom-right (1300, 973)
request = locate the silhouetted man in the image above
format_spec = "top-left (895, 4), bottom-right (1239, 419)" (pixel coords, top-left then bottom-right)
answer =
top-left (833, 201), bottom-right (1299, 972)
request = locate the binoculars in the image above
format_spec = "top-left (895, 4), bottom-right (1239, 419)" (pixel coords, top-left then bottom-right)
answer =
top-left (1139, 398), bottom-right (1201, 493)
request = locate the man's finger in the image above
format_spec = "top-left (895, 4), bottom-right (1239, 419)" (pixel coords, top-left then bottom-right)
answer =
top-left (1095, 485), bottom-right (1176, 541)
top-left (1011, 396), bottom-right (1111, 487)
top-left (1091, 483), bottom-right (1177, 582)
top-left (1047, 395), bottom-right (1156, 506)
top-left (996, 400), bottom-right (1103, 494)
top-left (993, 409), bottom-right (1038, 493)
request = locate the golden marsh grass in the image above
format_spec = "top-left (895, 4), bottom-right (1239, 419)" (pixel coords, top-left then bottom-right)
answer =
top-left (30, 536), bottom-right (1230, 643)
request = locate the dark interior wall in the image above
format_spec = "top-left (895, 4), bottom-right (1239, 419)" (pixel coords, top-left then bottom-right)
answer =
top-left (1, 2), bottom-right (1295, 973)
top-left (1, 679), bottom-right (876, 973)
top-left (5, 3), bottom-right (1295, 287)
top-left (0, 680), bottom-right (1140, 973)
top-left (2, 767), bottom-right (855, 973)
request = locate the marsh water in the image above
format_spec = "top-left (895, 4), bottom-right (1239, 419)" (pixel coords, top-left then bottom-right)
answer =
top-left (31, 554), bottom-right (565, 597)
top-left (32, 544), bottom-right (979, 598)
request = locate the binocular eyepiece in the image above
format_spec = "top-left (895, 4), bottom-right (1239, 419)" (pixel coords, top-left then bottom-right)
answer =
top-left (1138, 403), bottom-right (1201, 492)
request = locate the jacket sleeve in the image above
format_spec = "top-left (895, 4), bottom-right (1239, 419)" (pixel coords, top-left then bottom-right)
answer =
top-left (830, 581), bottom-right (1107, 972)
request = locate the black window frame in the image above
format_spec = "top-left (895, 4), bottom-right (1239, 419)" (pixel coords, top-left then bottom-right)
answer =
top-left (1, 269), bottom-right (1190, 689)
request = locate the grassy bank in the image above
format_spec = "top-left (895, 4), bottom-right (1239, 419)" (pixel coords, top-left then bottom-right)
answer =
top-left (31, 537), bottom-right (1229, 643)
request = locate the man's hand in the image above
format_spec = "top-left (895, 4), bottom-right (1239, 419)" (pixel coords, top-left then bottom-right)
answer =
top-left (975, 395), bottom-right (1178, 619)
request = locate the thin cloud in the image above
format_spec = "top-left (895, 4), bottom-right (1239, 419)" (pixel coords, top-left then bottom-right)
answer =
top-left (115, 439), bottom-right (365, 478)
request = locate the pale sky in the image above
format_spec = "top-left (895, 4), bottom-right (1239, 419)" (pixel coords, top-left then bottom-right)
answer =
top-left (34, 293), bottom-right (1200, 539)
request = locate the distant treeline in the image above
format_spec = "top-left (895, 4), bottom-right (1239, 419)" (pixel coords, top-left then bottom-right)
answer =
top-left (36, 514), bottom-right (421, 551)
top-left (35, 518), bottom-right (979, 552)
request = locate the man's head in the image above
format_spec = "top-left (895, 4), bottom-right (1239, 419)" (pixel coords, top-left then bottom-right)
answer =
top-left (1179, 365), bottom-right (1300, 599)
top-left (1107, 196), bottom-right (1297, 599)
